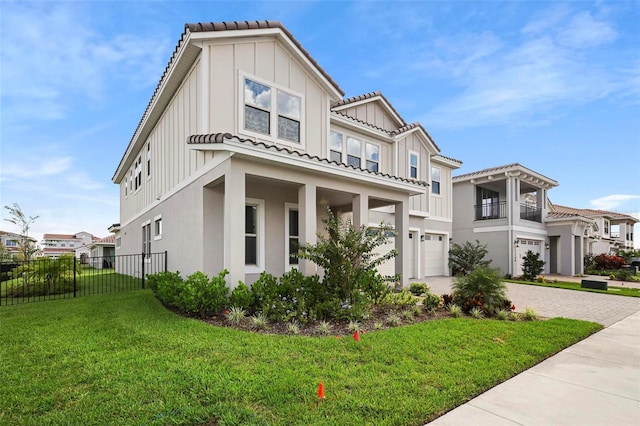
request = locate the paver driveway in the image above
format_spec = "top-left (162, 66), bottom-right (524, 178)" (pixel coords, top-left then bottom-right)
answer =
top-left (423, 276), bottom-right (640, 326)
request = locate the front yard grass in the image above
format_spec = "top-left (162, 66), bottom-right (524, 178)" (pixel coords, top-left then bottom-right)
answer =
top-left (505, 279), bottom-right (640, 298)
top-left (0, 290), bottom-right (601, 425)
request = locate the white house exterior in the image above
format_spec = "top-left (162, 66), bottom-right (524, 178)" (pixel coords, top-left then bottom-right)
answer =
top-left (89, 235), bottom-right (116, 269)
top-left (41, 232), bottom-right (98, 260)
top-left (112, 21), bottom-right (461, 289)
top-left (452, 163), bottom-right (558, 277)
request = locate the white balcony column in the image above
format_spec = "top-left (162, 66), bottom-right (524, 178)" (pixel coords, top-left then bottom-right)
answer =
top-left (395, 199), bottom-right (409, 289)
top-left (224, 165), bottom-right (245, 288)
top-left (352, 193), bottom-right (369, 229)
top-left (298, 183), bottom-right (317, 275)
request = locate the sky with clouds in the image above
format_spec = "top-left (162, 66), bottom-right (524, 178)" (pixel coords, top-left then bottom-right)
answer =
top-left (1, 1), bottom-right (639, 247)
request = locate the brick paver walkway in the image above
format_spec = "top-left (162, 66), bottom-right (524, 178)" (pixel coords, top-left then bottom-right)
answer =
top-left (421, 276), bottom-right (640, 327)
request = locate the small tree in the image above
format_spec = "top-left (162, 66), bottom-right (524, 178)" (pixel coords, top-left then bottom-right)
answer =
top-left (4, 203), bottom-right (39, 261)
top-left (452, 266), bottom-right (507, 313)
top-left (448, 240), bottom-right (492, 276)
top-left (298, 204), bottom-right (396, 304)
top-left (521, 250), bottom-right (545, 281)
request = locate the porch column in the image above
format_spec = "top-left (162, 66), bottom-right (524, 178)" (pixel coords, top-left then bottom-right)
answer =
top-left (298, 183), bottom-right (317, 275)
top-left (224, 166), bottom-right (245, 289)
top-left (352, 193), bottom-right (369, 229)
top-left (395, 199), bottom-right (409, 288)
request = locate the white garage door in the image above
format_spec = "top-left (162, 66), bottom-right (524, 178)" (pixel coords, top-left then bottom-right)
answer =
top-left (424, 234), bottom-right (445, 276)
top-left (514, 239), bottom-right (542, 277)
top-left (373, 231), bottom-right (418, 279)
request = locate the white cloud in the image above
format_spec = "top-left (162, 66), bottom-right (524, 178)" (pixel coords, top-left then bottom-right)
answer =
top-left (589, 194), bottom-right (640, 210)
top-left (0, 156), bottom-right (73, 180)
top-left (422, 5), bottom-right (631, 128)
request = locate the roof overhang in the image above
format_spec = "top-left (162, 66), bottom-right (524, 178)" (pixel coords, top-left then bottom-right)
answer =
top-left (454, 164), bottom-right (558, 189)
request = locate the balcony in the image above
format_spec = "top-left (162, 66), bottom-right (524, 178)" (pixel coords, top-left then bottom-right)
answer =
top-left (475, 201), bottom-right (507, 220)
top-left (520, 204), bottom-right (542, 223)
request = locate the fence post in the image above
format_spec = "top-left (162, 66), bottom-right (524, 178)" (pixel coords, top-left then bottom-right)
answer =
top-left (141, 252), bottom-right (145, 289)
top-left (73, 257), bottom-right (77, 298)
top-left (164, 250), bottom-right (168, 272)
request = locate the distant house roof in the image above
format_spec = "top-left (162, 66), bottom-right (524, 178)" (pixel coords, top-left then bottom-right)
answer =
top-left (41, 247), bottom-right (76, 254)
top-left (187, 132), bottom-right (430, 188)
top-left (453, 163), bottom-right (558, 188)
top-left (42, 233), bottom-right (76, 240)
top-left (94, 235), bottom-right (116, 245)
top-left (551, 204), bottom-right (639, 223)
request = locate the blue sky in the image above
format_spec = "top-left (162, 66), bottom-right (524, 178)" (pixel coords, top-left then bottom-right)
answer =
top-left (1, 1), bottom-right (639, 247)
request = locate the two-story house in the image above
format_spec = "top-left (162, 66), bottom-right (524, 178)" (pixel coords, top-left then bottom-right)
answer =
top-left (41, 232), bottom-right (98, 261)
top-left (0, 230), bottom-right (34, 259)
top-left (112, 21), bottom-right (461, 288)
top-left (452, 163), bottom-right (558, 277)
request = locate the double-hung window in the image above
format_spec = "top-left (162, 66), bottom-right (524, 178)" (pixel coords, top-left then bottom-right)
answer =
top-left (409, 152), bottom-right (419, 179)
top-left (243, 76), bottom-right (302, 144)
top-left (146, 143), bottom-right (151, 178)
top-left (285, 203), bottom-right (299, 270)
top-left (245, 198), bottom-right (265, 273)
top-left (330, 130), bottom-right (380, 172)
top-left (154, 215), bottom-right (162, 241)
top-left (134, 156), bottom-right (142, 191)
top-left (431, 166), bottom-right (441, 194)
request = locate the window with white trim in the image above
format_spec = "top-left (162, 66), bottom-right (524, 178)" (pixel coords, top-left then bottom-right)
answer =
top-left (328, 130), bottom-right (380, 172)
top-left (115, 236), bottom-right (121, 249)
top-left (154, 216), bottom-right (162, 240)
top-left (245, 199), bottom-right (265, 272)
top-left (243, 76), bottom-right (302, 143)
top-left (409, 152), bottom-right (419, 179)
top-left (431, 166), bottom-right (441, 194)
top-left (134, 156), bottom-right (142, 191)
top-left (604, 220), bottom-right (609, 236)
top-left (5, 239), bottom-right (17, 247)
top-left (285, 204), bottom-right (299, 270)
top-left (142, 222), bottom-right (151, 255)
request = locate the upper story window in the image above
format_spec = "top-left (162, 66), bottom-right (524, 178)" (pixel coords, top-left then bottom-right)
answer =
top-left (146, 143), bottom-right (151, 178)
top-left (604, 220), bottom-right (610, 235)
top-left (329, 130), bottom-right (380, 172)
top-left (431, 166), bottom-right (441, 194)
top-left (134, 156), bottom-right (142, 191)
top-left (243, 77), bottom-right (302, 143)
top-left (5, 239), bottom-right (17, 247)
top-left (409, 152), bottom-right (419, 179)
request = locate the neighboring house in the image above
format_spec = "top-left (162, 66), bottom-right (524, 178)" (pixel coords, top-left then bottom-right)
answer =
top-left (0, 230), bottom-right (34, 259)
top-left (452, 163), bottom-right (558, 277)
top-left (548, 203), bottom-right (638, 256)
top-left (89, 235), bottom-right (116, 269)
top-left (112, 20), bottom-right (461, 289)
top-left (41, 232), bottom-right (99, 261)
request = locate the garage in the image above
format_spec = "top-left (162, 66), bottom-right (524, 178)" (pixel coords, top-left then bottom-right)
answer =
top-left (424, 234), bottom-right (445, 276)
top-left (373, 231), bottom-right (417, 279)
top-left (514, 238), bottom-right (542, 277)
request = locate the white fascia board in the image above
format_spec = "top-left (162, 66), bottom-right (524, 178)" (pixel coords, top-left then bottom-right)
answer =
top-left (114, 32), bottom-right (199, 182)
top-left (191, 141), bottom-right (427, 196)
top-left (191, 29), bottom-right (343, 101)
top-left (330, 114), bottom-right (393, 140)
top-left (332, 96), bottom-right (404, 127)
top-left (393, 126), bottom-right (439, 155)
top-left (432, 155), bottom-right (462, 169)
top-left (473, 225), bottom-right (548, 236)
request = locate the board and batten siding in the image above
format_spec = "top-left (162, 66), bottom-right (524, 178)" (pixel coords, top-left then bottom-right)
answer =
top-left (121, 59), bottom-right (204, 223)
top-left (207, 37), bottom-right (331, 159)
top-left (397, 131), bottom-right (432, 213)
top-left (429, 164), bottom-right (453, 219)
top-left (338, 103), bottom-right (400, 133)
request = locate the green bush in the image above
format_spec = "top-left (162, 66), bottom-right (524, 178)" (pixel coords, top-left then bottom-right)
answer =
top-left (521, 250), bottom-right (545, 281)
top-left (379, 289), bottom-right (417, 311)
top-left (7, 255), bottom-right (78, 297)
top-left (409, 282), bottom-right (430, 296)
top-left (229, 281), bottom-right (253, 309)
top-left (422, 292), bottom-right (443, 313)
top-left (448, 240), bottom-right (491, 276)
top-left (452, 266), bottom-right (507, 314)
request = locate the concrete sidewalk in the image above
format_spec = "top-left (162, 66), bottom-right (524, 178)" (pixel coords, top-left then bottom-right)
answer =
top-left (425, 278), bottom-right (640, 425)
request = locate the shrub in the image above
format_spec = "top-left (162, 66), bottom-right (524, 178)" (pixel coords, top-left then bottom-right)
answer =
top-left (441, 294), bottom-right (454, 306)
top-left (611, 269), bottom-right (633, 281)
top-left (250, 313), bottom-right (268, 330)
top-left (452, 267), bottom-right (507, 314)
top-left (347, 320), bottom-right (361, 332)
top-left (229, 281), bottom-right (253, 310)
top-left (448, 240), bottom-right (491, 276)
top-left (422, 293), bottom-right (443, 313)
top-left (521, 250), bottom-right (545, 281)
top-left (225, 306), bottom-right (247, 324)
top-left (386, 313), bottom-right (401, 326)
top-left (379, 289), bottom-right (416, 311)
top-left (522, 307), bottom-right (539, 321)
top-left (495, 309), bottom-right (509, 320)
top-left (409, 282), bottom-right (430, 296)
top-left (447, 304), bottom-right (462, 318)
top-left (286, 321), bottom-right (301, 335)
top-left (316, 320), bottom-right (333, 336)
top-left (593, 254), bottom-right (625, 270)
top-left (148, 271), bottom-right (184, 306)
top-left (8, 255), bottom-right (78, 297)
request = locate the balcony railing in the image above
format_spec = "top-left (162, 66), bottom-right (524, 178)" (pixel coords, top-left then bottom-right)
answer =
top-left (520, 204), bottom-right (542, 223)
top-left (475, 201), bottom-right (507, 220)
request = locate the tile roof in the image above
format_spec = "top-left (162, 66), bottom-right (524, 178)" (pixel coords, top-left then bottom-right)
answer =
top-left (432, 154), bottom-right (463, 165)
top-left (331, 91), bottom-right (406, 126)
top-left (43, 233), bottom-right (76, 240)
top-left (552, 204), bottom-right (639, 222)
top-left (41, 247), bottom-right (76, 254)
top-left (187, 133), bottom-right (429, 187)
top-left (332, 111), bottom-right (393, 135)
top-left (453, 163), bottom-right (558, 186)
top-left (188, 21), bottom-right (344, 97)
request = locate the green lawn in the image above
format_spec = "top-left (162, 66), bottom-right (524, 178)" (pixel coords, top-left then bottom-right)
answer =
top-left (0, 291), bottom-right (601, 425)
top-left (505, 279), bottom-right (640, 297)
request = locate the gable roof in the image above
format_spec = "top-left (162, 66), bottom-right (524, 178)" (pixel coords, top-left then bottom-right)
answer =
top-left (113, 20), bottom-right (344, 183)
top-left (331, 91), bottom-right (406, 127)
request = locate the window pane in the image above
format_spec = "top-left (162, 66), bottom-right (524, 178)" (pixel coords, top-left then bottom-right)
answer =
top-left (289, 238), bottom-right (299, 264)
top-left (245, 236), bottom-right (257, 264)
top-left (277, 91), bottom-right (300, 119)
top-left (245, 106), bottom-right (270, 134)
top-left (244, 79), bottom-right (271, 109)
top-left (245, 205), bottom-right (257, 234)
top-left (289, 210), bottom-right (299, 236)
top-left (410, 154), bottom-right (418, 167)
top-left (347, 155), bottom-right (361, 168)
top-left (329, 131), bottom-right (343, 152)
top-left (366, 143), bottom-right (379, 161)
top-left (410, 167), bottom-right (417, 179)
top-left (278, 116), bottom-right (300, 142)
top-left (366, 160), bottom-right (378, 172)
top-left (431, 166), bottom-right (440, 181)
top-left (347, 137), bottom-right (361, 156)
top-left (432, 181), bottom-right (441, 194)
top-left (330, 150), bottom-right (342, 163)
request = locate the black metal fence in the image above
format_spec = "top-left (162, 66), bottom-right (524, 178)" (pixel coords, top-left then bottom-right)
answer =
top-left (475, 201), bottom-right (507, 220)
top-left (0, 252), bottom-right (166, 306)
